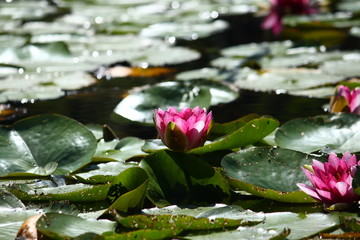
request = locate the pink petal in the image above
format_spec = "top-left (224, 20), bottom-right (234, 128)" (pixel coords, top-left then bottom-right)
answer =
top-left (333, 182), bottom-right (350, 197)
top-left (328, 153), bottom-right (340, 169)
top-left (311, 175), bottom-right (329, 191)
top-left (173, 117), bottom-right (187, 133)
top-left (187, 128), bottom-right (204, 149)
top-left (312, 160), bottom-right (325, 172)
top-left (349, 89), bottom-right (360, 112)
top-left (316, 189), bottom-right (333, 202)
top-left (342, 152), bottom-right (357, 167)
top-left (192, 120), bottom-right (205, 133)
top-left (179, 108), bottom-right (192, 120)
top-left (297, 183), bottom-right (322, 202)
top-left (338, 85), bottom-right (351, 103)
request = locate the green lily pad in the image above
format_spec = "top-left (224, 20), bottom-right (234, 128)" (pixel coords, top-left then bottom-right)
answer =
top-left (275, 113), bottom-right (360, 153)
top-left (140, 20), bottom-right (228, 40)
top-left (0, 42), bottom-right (71, 65)
top-left (320, 60), bottom-right (360, 78)
top-left (234, 68), bottom-right (342, 92)
top-left (288, 86), bottom-right (334, 98)
top-left (9, 182), bottom-right (110, 201)
top-left (221, 147), bottom-right (323, 203)
top-left (339, 213), bottom-right (360, 232)
top-left (86, 46), bottom-right (201, 67)
top-left (106, 167), bottom-right (148, 213)
top-left (74, 162), bottom-right (138, 183)
top-left (0, 114), bottom-right (97, 177)
top-left (140, 150), bottom-right (230, 206)
top-left (221, 41), bottom-right (293, 58)
top-left (95, 137), bottom-right (147, 161)
top-left (0, 86), bottom-right (64, 103)
top-left (113, 81), bottom-right (211, 123)
top-left (102, 229), bottom-right (181, 240)
top-left (142, 204), bottom-right (265, 223)
top-left (241, 212), bottom-right (339, 240)
top-left (119, 214), bottom-right (246, 232)
top-left (0, 190), bottom-right (78, 240)
top-left (188, 228), bottom-right (289, 240)
top-left (175, 68), bottom-right (231, 82)
top-left (190, 117), bottom-right (279, 154)
top-left (36, 213), bottom-right (116, 239)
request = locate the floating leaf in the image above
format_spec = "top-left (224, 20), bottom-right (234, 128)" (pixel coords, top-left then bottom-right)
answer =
top-left (275, 113), bottom-right (360, 153)
top-left (140, 150), bottom-right (230, 206)
top-left (74, 162), bottom-right (137, 183)
top-left (0, 190), bottom-right (78, 240)
top-left (241, 212), bottom-right (339, 240)
top-left (221, 147), bottom-right (323, 202)
top-left (221, 41), bottom-right (293, 58)
top-left (190, 117), bottom-right (279, 154)
top-left (118, 214), bottom-right (245, 232)
top-left (0, 114), bottom-right (97, 177)
top-left (142, 204), bottom-right (265, 223)
top-left (113, 81), bottom-right (211, 123)
top-left (188, 227), bottom-right (289, 240)
top-left (0, 86), bottom-right (64, 103)
top-left (0, 42), bottom-right (71, 65)
top-left (140, 20), bottom-right (228, 40)
top-left (9, 183), bottom-right (110, 201)
top-left (339, 213), bottom-right (360, 232)
top-left (102, 229), bottom-right (180, 240)
top-left (106, 167), bottom-right (148, 213)
top-left (95, 137), bottom-right (147, 161)
top-left (320, 60), bottom-right (360, 78)
top-left (36, 213), bottom-right (116, 239)
top-left (234, 68), bottom-right (342, 92)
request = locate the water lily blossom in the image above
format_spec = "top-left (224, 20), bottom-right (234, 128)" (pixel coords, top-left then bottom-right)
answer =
top-left (262, 0), bottom-right (318, 35)
top-left (330, 85), bottom-right (360, 114)
top-left (153, 107), bottom-right (212, 152)
top-left (297, 152), bottom-right (360, 208)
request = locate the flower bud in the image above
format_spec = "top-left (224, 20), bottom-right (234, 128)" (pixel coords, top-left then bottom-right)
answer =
top-left (330, 85), bottom-right (360, 114)
top-left (153, 107), bottom-right (212, 152)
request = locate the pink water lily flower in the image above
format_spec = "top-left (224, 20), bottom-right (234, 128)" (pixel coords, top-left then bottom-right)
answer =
top-left (262, 0), bottom-right (318, 35)
top-left (297, 152), bottom-right (360, 207)
top-left (153, 107), bottom-right (212, 152)
top-left (330, 85), bottom-right (360, 114)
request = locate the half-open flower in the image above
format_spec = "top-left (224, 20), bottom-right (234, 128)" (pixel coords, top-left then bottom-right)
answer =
top-left (153, 107), bottom-right (212, 152)
top-left (330, 85), bottom-right (360, 114)
top-left (297, 152), bottom-right (360, 208)
top-left (262, 0), bottom-right (318, 35)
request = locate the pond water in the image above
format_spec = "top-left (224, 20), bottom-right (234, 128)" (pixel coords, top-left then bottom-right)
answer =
top-left (0, 4), bottom-right (335, 139)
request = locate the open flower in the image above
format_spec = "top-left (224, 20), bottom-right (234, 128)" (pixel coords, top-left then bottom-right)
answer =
top-left (262, 0), bottom-right (318, 35)
top-left (153, 107), bottom-right (212, 152)
top-left (330, 85), bottom-right (360, 114)
top-left (297, 152), bottom-right (360, 207)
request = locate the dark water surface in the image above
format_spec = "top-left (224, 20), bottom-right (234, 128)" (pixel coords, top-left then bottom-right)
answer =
top-left (0, 13), bottom-right (330, 138)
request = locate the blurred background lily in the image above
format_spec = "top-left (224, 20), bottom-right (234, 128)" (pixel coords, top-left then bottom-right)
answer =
top-left (262, 0), bottom-right (318, 35)
top-left (330, 85), bottom-right (360, 114)
top-left (297, 152), bottom-right (360, 209)
top-left (153, 107), bottom-right (212, 152)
